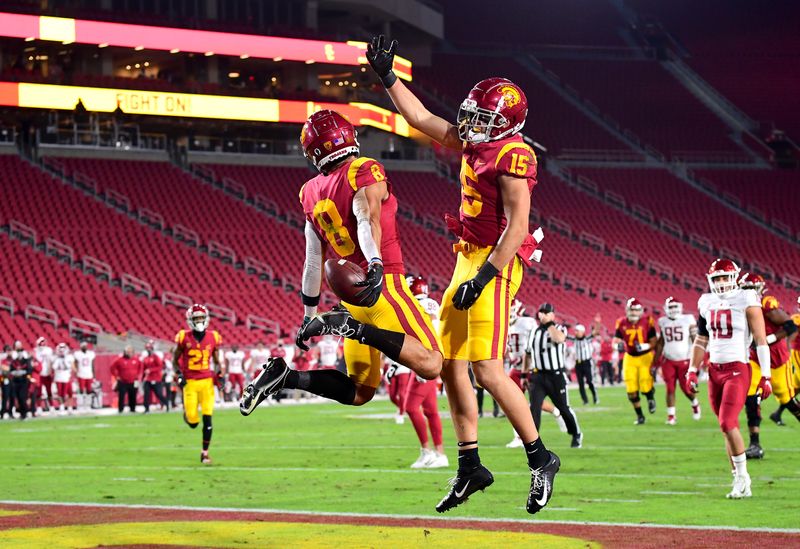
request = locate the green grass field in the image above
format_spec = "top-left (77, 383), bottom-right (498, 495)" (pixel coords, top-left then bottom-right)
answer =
top-left (1, 385), bottom-right (798, 529)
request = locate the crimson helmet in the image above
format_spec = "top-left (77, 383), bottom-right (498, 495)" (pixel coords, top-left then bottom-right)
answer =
top-left (707, 259), bottom-right (740, 298)
top-left (509, 299), bottom-right (525, 325)
top-left (738, 272), bottom-right (766, 296)
top-left (300, 109), bottom-right (360, 172)
top-left (625, 298), bottom-right (644, 323)
top-left (186, 303), bottom-right (210, 332)
top-left (457, 77), bottom-right (528, 144)
top-left (664, 296), bottom-right (683, 320)
top-left (406, 275), bottom-right (429, 298)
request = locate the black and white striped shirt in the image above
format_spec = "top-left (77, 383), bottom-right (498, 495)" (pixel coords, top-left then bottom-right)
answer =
top-left (573, 337), bottom-right (594, 363)
top-left (527, 323), bottom-right (568, 372)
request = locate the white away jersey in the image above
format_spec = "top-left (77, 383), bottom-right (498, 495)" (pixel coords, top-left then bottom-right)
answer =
top-left (247, 349), bottom-right (271, 371)
top-left (507, 316), bottom-right (537, 366)
top-left (317, 339), bottom-right (340, 368)
top-left (417, 296), bottom-right (440, 324)
top-left (658, 314), bottom-right (696, 361)
top-left (225, 350), bottom-right (245, 374)
top-left (35, 346), bottom-right (54, 376)
top-left (52, 354), bottom-right (75, 383)
top-left (697, 289), bottom-right (759, 365)
top-left (74, 350), bottom-right (96, 379)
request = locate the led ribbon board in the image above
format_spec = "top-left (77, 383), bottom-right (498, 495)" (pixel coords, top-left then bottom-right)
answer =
top-left (0, 12), bottom-right (412, 80)
top-left (0, 82), bottom-right (411, 137)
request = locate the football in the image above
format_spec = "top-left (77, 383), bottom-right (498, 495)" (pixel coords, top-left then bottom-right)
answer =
top-left (324, 258), bottom-right (367, 306)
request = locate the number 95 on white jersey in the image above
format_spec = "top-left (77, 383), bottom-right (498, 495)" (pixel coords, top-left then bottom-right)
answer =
top-left (657, 314), bottom-right (696, 361)
top-left (698, 289), bottom-right (759, 365)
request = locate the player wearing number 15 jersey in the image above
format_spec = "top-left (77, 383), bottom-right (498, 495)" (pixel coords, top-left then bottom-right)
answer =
top-left (689, 259), bottom-right (771, 499)
top-left (366, 34), bottom-right (557, 516)
top-left (615, 298), bottom-right (657, 424)
top-left (240, 109), bottom-right (442, 423)
top-left (655, 297), bottom-right (700, 425)
top-left (173, 304), bottom-right (222, 464)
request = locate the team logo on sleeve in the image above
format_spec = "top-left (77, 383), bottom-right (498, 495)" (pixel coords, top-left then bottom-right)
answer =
top-left (498, 85), bottom-right (521, 108)
top-left (324, 141), bottom-right (333, 151)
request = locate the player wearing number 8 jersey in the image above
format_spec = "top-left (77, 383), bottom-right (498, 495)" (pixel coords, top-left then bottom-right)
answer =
top-left (173, 304), bottom-right (222, 464)
top-left (240, 109), bottom-right (442, 420)
top-left (366, 35), bottom-right (557, 516)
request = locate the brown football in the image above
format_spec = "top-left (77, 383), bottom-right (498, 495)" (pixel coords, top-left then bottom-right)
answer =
top-left (324, 258), bottom-right (367, 306)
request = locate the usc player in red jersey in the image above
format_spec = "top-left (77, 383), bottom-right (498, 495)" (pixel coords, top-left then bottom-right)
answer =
top-left (738, 274), bottom-right (799, 459)
top-left (240, 109), bottom-right (442, 417)
top-left (366, 35), bottom-right (557, 515)
top-left (614, 298), bottom-right (657, 425)
top-left (173, 304), bottom-right (222, 464)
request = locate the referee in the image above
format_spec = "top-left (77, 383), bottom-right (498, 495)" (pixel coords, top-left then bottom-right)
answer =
top-left (571, 324), bottom-right (598, 405)
top-left (523, 303), bottom-right (582, 448)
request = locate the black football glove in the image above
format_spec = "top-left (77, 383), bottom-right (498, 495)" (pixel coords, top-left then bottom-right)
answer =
top-left (385, 363), bottom-right (398, 382)
top-left (176, 373), bottom-right (186, 388)
top-left (452, 262), bottom-right (500, 310)
top-left (366, 35), bottom-right (398, 88)
top-left (296, 316), bottom-right (312, 351)
top-left (354, 261), bottom-right (384, 307)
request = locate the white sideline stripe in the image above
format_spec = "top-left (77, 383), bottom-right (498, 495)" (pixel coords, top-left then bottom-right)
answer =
top-left (0, 500), bottom-right (798, 534)
top-left (640, 491), bottom-right (702, 496)
top-left (7, 464), bottom-right (800, 483)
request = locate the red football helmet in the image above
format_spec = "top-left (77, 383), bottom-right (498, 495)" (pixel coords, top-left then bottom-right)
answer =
top-left (300, 109), bottom-right (360, 172)
top-left (664, 296), bottom-right (683, 320)
top-left (457, 77), bottom-right (528, 144)
top-left (186, 303), bottom-right (210, 332)
top-left (626, 298), bottom-right (644, 323)
top-left (407, 275), bottom-right (429, 298)
top-left (707, 259), bottom-right (740, 297)
top-left (738, 272), bottom-right (766, 296)
top-left (509, 299), bottom-right (525, 325)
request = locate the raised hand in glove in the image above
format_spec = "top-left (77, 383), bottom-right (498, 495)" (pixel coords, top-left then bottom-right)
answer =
top-left (366, 34), bottom-right (398, 88)
top-left (452, 261), bottom-right (499, 310)
top-left (354, 260), bottom-right (384, 307)
top-left (296, 316), bottom-right (312, 351)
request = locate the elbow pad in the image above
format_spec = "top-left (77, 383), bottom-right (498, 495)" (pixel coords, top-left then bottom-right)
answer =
top-left (756, 344), bottom-right (771, 378)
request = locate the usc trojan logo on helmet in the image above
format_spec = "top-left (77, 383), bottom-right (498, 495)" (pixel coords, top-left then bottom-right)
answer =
top-left (300, 125), bottom-right (307, 144)
top-left (498, 85), bottom-right (521, 108)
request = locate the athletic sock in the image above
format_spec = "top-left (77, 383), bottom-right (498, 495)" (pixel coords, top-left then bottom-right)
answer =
top-left (667, 406), bottom-right (676, 417)
top-left (635, 407), bottom-right (644, 419)
top-left (348, 321), bottom-right (405, 363)
top-left (523, 438), bottom-right (549, 469)
top-left (691, 398), bottom-right (699, 407)
top-left (202, 415), bottom-right (212, 451)
top-left (749, 432), bottom-right (760, 446)
top-left (644, 389), bottom-right (655, 401)
top-left (732, 453), bottom-right (748, 476)
top-left (786, 399), bottom-right (800, 420)
top-left (552, 407), bottom-right (561, 418)
top-left (285, 369), bottom-right (357, 405)
top-left (774, 403), bottom-right (786, 418)
top-left (457, 443), bottom-right (480, 473)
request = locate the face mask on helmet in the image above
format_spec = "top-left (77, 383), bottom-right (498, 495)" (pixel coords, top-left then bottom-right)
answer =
top-left (709, 273), bottom-right (738, 297)
top-left (626, 305), bottom-right (643, 323)
top-left (457, 99), bottom-right (508, 144)
top-left (666, 302), bottom-right (682, 320)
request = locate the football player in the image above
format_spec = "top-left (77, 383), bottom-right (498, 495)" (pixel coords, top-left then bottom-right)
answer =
top-left (225, 345), bottom-right (246, 399)
top-left (654, 297), bottom-right (701, 425)
top-left (241, 109), bottom-right (443, 416)
top-left (316, 335), bottom-right (340, 370)
top-left (738, 274), bottom-right (799, 457)
top-left (33, 337), bottom-right (54, 412)
top-left (52, 342), bottom-right (76, 414)
top-left (614, 298), bottom-right (657, 424)
top-left (74, 340), bottom-right (96, 411)
top-left (366, 35), bottom-right (558, 515)
top-left (688, 259), bottom-right (771, 498)
top-left (404, 276), bottom-right (447, 469)
top-left (173, 304), bottom-right (222, 464)
top-left (246, 342), bottom-right (270, 379)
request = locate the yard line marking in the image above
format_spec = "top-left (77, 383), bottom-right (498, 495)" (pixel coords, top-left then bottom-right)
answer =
top-left (579, 498), bottom-right (643, 503)
top-left (1, 500), bottom-right (799, 534)
top-left (112, 477), bottom-right (156, 482)
top-left (640, 491), bottom-right (702, 496)
top-left (7, 464), bottom-right (800, 483)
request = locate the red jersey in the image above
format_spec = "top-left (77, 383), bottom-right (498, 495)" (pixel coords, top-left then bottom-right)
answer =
top-left (174, 329), bottom-right (222, 380)
top-left (450, 135), bottom-right (538, 263)
top-left (748, 295), bottom-right (790, 367)
top-left (614, 315), bottom-right (657, 356)
top-left (110, 355), bottom-right (143, 384)
top-left (142, 353), bottom-right (165, 382)
top-left (599, 340), bottom-right (613, 362)
top-left (292, 353), bottom-right (311, 372)
top-left (300, 157), bottom-right (404, 274)
top-left (271, 345), bottom-right (286, 359)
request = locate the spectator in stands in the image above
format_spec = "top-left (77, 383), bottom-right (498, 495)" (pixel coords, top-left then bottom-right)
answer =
top-left (8, 341), bottom-right (33, 420)
top-left (141, 340), bottom-right (168, 413)
top-left (110, 345), bottom-right (143, 413)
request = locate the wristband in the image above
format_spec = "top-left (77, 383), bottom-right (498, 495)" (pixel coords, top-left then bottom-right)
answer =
top-left (474, 261), bottom-right (500, 286)
top-left (766, 333), bottom-right (777, 345)
top-left (756, 344), bottom-right (771, 377)
top-left (301, 292), bottom-right (320, 307)
top-left (368, 257), bottom-right (383, 267)
top-left (381, 71), bottom-right (397, 88)
top-left (687, 366), bottom-right (698, 374)
top-left (638, 343), bottom-right (651, 352)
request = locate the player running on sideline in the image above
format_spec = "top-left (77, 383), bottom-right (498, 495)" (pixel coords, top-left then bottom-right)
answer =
top-left (654, 297), bottom-right (701, 425)
top-left (173, 304), bottom-right (222, 464)
top-left (688, 259), bottom-right (771, 499)
top-left (366, 35), bottom-right (558, 515)
top-left (615, 298), bottom-right (657, 424)
top-left (240, 109), bottom-right (442, 415)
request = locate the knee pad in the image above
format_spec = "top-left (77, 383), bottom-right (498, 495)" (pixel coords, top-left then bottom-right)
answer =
top-left (628, 393), bottom-right (640, 404)
top-left (745, 395), bottom-right (761, 428)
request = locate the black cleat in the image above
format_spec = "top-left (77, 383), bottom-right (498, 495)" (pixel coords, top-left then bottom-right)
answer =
top-left (435, 465), bottom-right (494, 513)
top-left (526, 451), bottom-right (561, 514)
top-left (648, 398), bottom-right (657, 414)
top-left (634, 416), bottom-right (646, 425)
top-left (571, 433), bottom-right (583, 448)
top-left (745, 443), bottom-right (764, 460)
top-left (239, 358), bottom-right (290, 416)
top-left (300, 307), bottom-right (357, 341)
top-left (769, 412), bottom-right (786, 426)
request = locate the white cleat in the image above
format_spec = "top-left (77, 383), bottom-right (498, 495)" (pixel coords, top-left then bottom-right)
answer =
top-left (666, 415), bottom-right (676, 425)
top-left (692, 406), bottom-right (701, 421)
top-left (726, 473), bottom-right (752, 499)
top-left (410, 448), bottom-right (434, 469)
top-left (425, 452), bottom-right (450, 469)
top-left (395, 413), bottom-right (405, 425)
top-left (506, 435), bottom-right (524, 449)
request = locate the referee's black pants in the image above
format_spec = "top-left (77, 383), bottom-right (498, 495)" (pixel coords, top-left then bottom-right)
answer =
top-left (529, 370), bottom-right (580, 436)
top-left (575, 360), bottom-right (597, 404)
